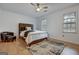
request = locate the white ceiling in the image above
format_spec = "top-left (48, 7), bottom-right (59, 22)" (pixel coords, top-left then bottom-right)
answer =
top-left (0, 3), bottom-right (78, 18)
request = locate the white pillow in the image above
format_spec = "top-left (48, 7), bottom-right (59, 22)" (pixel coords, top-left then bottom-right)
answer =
top-left (20, 30), bottom-right (27, 37)
top-left (26, 27), bottom-right (32, 31)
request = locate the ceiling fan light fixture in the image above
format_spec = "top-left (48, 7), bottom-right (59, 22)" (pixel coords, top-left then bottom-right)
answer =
top-left (36, 7), bottom-right (42, 12)
top-left (36, 8), bottom-right (40, 12)
top-left (31, 3), bottom-right (48, 12)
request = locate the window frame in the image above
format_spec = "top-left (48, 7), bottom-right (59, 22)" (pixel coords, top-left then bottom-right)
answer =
top-left (41, 19), bottom-right (47, 31)
top-left (63, 12), bottom-right (78, 33)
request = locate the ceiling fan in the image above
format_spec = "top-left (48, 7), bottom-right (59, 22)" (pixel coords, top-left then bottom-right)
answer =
top-left (31, 3), bottom-right (48, 12)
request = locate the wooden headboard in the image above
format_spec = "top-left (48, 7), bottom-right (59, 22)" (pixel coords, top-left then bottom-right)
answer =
top-left (18, 23), bottom-right (33, 36)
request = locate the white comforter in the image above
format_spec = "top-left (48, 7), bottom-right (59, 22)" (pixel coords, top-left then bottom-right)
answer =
top-left (20, 30), bottom-right (48, 45)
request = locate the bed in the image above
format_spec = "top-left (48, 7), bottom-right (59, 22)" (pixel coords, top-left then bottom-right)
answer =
top-left (19, 23), bottom-right (48, 46)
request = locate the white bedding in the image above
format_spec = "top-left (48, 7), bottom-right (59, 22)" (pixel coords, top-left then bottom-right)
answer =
top-left (20, 30), bottom-right (48, 45)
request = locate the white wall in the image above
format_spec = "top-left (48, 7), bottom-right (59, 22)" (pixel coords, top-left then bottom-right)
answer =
top-left (45, 5), bottom-right (79, 44)
top-left (0, 9), bottom-right (37, 36)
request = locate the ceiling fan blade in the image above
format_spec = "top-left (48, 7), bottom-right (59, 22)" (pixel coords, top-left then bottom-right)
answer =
top-left (30, 3), bottom-right (36, 7)
top-left (43, 6), bottom-right (48, 9)
top-left (37, 3), bottom-right (40, 6)
top-left (30, 3), bottom-right (34, 5)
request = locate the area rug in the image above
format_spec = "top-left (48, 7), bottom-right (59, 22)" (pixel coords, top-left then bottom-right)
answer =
top-left (28, 40), bottom-right (64, 55)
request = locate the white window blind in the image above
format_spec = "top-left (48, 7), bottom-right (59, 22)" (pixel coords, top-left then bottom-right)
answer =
top-left (41, 19), bottom-right (47, 31)
top-left (63, 12), bottom-right (77, 33)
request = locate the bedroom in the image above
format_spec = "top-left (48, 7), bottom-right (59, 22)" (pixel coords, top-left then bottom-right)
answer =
top-left (0, 3), bottom-right (79, 55)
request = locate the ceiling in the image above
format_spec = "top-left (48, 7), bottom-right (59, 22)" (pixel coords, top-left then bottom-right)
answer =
top-left (0, 3), bottom-right (78, 18)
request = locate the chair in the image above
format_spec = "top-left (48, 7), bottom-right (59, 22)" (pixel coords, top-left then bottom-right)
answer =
top-left (1, 32), bottom-right (16, 42)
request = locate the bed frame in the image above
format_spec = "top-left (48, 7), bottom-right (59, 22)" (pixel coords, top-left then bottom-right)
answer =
top-left (18, 23), bottom-right (48, 47)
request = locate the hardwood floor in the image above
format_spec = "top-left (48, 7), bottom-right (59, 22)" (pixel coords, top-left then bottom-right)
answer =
top-left (61, 43), bottom-right (79, 55)
top-left (0, 38), bottom-right (31, 55)
top-left (61, 47), bottom-right (79, 55)
top-left (0, 38), bottom-right (79, 55)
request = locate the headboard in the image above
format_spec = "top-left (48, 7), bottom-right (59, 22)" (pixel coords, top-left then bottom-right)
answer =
top-left (19, 23), bottom-right (33, 36)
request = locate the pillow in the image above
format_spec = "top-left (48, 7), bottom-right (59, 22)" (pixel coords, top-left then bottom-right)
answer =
top-left (26, 27), bottom-right (32, 31)
top-left (20, 30), bottom-right (27, 37)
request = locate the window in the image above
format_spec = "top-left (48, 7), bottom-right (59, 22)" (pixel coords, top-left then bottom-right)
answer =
top-left (63, 12), bottom-right (77, 33)
top-left (41, 19), bottom-right (47, 31)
